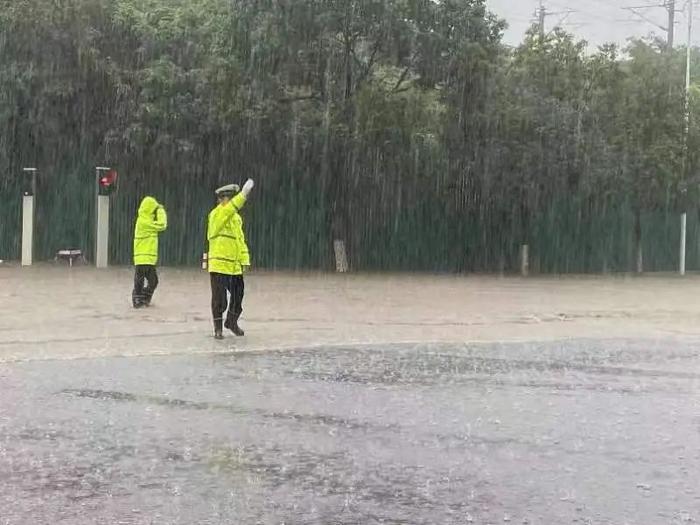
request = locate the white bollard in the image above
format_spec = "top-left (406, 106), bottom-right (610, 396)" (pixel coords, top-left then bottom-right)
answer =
top-left (95, 195), bottom-right (110, 268)
top-left (680, 212), bottom-right (687, 276)
top-left (21, 195), bottom-right (34, 266)
top-left (21, 168), bottom-right (37, 267)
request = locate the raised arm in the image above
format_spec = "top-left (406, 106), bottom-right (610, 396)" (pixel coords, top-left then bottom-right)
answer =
top-left (231, 179), bottom-right (254, 211)
top-left (207, 179), bottom-right (254, 239)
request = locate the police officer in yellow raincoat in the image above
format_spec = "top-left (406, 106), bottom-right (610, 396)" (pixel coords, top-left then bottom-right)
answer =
top-left (207, 179), bottom-right (254, 339)
top-left (132, 196), bottom-right (167, 307)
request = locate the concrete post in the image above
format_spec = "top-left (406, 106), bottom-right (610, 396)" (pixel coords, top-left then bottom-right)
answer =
top-left (95, 194), bottom-right (110, 269)
top-left (21, 168), bottom-right (37, 267)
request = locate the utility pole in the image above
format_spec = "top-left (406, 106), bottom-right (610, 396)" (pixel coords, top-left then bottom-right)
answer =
top-left (624, 1), bottom-right (677, 48)
top-left (680, 0), bottom-right (693, 275)
top-left (685, 0), bottom-right (692, 137)
top-left (537, 0), bottom-right (546, 41)
top-left (668, 0), bottom-right (676, 48)
top-left (534, 1), bottom-right (574, 41)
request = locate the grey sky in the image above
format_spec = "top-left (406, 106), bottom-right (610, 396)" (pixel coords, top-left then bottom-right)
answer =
top-left (486, 0), bottom-right (698, 50)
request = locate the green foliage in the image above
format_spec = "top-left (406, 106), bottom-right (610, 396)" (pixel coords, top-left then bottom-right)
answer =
top-left (0, 0), bottom-right (698, 272)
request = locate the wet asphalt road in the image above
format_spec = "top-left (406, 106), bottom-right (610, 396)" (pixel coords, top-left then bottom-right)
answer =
top-left (1, 340), bottom-right (699, 524)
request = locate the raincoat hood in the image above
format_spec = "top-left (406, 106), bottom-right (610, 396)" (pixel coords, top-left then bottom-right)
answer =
top-left (138, 196), bottom-right (159, 216)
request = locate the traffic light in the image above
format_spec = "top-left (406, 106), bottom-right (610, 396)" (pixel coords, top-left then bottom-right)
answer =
top-left (98, 169), bottom-right (118, 196)
top-left (22, 168), bottom-right (37, 196)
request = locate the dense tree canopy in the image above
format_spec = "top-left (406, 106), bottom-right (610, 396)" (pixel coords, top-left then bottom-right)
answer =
top-left (1, 0), bottom-right (699, 272)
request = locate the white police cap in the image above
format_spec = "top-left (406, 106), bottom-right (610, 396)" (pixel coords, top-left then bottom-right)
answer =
top-left (215, 184), bottom-right (240, 196)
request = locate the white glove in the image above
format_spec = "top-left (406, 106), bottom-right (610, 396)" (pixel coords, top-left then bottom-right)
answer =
top-left (241, 179), bottom-right (254, 197)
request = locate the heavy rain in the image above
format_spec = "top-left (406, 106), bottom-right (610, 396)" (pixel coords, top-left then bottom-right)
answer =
top-left (1, 0), bottom-right (700, 523)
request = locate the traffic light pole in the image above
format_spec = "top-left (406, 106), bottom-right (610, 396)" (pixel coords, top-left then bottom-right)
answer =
top-left (95, 167), bottom-right (110, 268)
top-left (21, 168), bottom-right (37, 267)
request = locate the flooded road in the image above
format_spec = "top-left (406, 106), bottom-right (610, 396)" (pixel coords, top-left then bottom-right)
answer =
top-left (4, 267), bottom-right (700, 363)
top-left (1, 340), bottom-right (699, 524)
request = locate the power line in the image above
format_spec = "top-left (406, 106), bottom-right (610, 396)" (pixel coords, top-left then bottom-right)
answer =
top-left (552, 0), bottom-right (625, 18)
top-left (622, 0), bottom-right (678, 47)
top-left (495, 0), bottom-right (687, 47)
top-left (548, 0), bottom-right (623, 28)
top-left (534, 0), bottom-right (576, 38)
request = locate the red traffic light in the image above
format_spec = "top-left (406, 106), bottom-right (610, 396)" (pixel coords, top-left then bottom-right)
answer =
top-left (98, 169), bottom-right (118, 196)
top-left (99, 170), bottom-right (118, 187)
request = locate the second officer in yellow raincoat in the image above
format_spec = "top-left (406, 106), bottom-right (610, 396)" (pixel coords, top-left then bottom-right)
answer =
top-left (132, 196), bottom-right (167, 307)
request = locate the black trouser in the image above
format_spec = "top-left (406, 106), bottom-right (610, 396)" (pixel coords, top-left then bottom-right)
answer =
top-left (133, 265), bottom-right (159, 306)
top-left (210, 273), bottom-right (244, 330)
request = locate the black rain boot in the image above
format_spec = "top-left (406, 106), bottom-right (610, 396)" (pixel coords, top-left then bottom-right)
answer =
top-left (224, 313), bottom-right (245, 337)
top-left (132, 293), bottom-right (144, 309)
top-left (214, 319), bottom-right (224, 340)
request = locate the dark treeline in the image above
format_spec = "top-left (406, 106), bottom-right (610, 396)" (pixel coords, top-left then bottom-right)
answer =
top-left (2, 0), bottom-right (700, 272)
